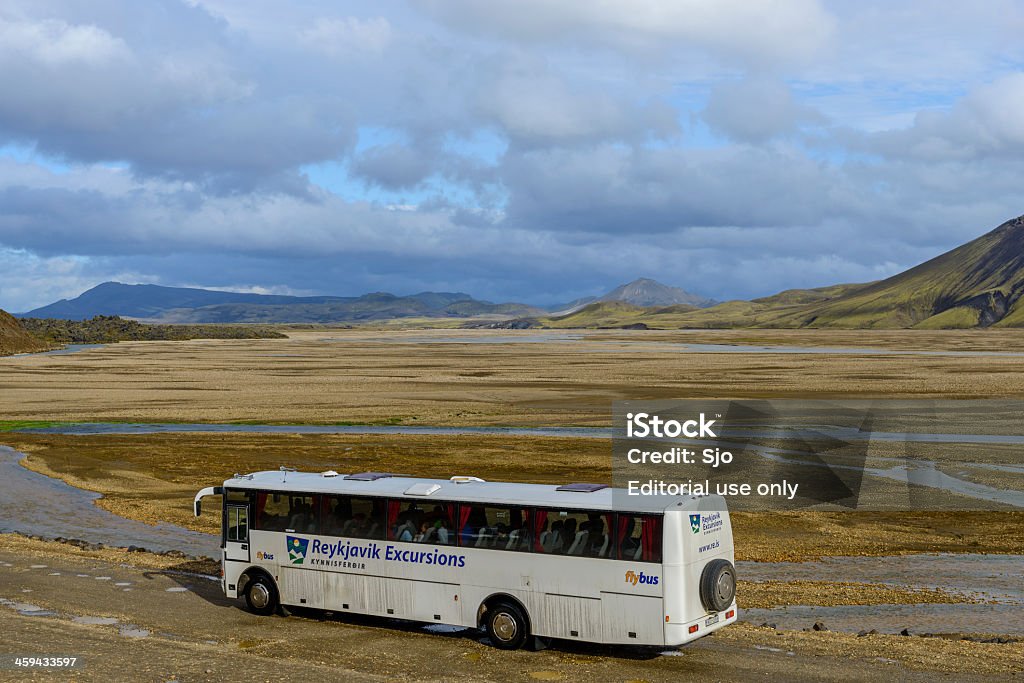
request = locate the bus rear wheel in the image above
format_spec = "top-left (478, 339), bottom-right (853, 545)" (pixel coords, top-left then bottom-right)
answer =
top-left (486, 601), bottom-right (529, 650)
top-left (244, 575), bottom-right (279, 616)
top-left (699, 559), bottom-right (736, 613)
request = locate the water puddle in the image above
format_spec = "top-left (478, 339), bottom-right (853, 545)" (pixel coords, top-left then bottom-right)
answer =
top-left (739, 553), bottom-right (1024, 635)
top-left (0, 598), bottom-right (57, 617)
top-left (2, 344), bottom-right (105, 359)
top-left (14, 422), bottom-right (610, 439)
top-left (331, 334), bottom-right (583, 345)
top-left (0, 445), bottom-right (218, 557)
top-left (742, 603), bottom-right (1024, 636)
top-left (118, 625), bottom-right (150, 638)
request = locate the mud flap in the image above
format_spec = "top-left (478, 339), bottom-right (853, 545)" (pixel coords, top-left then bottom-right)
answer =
top-left (527, 636), bottom-right (551, 651)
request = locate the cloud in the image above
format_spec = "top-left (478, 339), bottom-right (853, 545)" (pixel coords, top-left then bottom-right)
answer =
top-left (703, 78), bottom-right (826, 143)
top-left (1, 0), bottom-right (1022, 313)
top-left (300, 16), bottom-right (392, 57)
top-left (857, 73), bottom-right (1024, 161)
top-left (413, 0), bottom-right (836, 67)
top-left (0, 15), bottom-right (129, 67)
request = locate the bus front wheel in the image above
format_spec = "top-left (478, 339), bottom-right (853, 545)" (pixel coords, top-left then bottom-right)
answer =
top-left (244, 574), bottom-right (279, 616)
top-left (486, 601), bottom-right (529, 650)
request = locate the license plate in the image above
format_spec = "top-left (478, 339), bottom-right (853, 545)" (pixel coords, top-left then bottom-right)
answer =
top-left (705, 614), bottom-right (720, 627)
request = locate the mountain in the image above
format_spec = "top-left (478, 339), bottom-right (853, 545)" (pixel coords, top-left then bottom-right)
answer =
top-left (19, 282), bottom-right (542, 324)
top-left (540, 215), bottom-right (1024, 329)
top-left (0, 309), bottom-right (50, 355)
top-left (599, 278), bottom-right (717, 308)
top-left (779, 215), bottom-right (1024, 329)
top-left (541, 301), bottom-right (697, 329)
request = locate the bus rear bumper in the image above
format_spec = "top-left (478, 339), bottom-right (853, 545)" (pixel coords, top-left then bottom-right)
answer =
top-left (665, 604), bottom-right (738, 646)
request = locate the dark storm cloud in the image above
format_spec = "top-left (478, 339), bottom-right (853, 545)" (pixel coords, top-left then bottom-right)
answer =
top-left (2, 0), bottom-right (1024, 311)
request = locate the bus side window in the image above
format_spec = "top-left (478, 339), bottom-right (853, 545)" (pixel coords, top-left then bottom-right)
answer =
top-left (537, 509), bottom-right (593, 555)
top-left (282, 495), bottom-right (318, 534)
top-left (477, 506), bottom-right (528, 551)
top-left (253, 492), bottom-right (290, 532)
top-left (615, 514), bottom-right (662, 563)
top-left (338, 497), bottom-right (385, 540)
top-left (389, 502), bottom-right (456, 545)
top-left (322, 495), bottom-right (353, 536)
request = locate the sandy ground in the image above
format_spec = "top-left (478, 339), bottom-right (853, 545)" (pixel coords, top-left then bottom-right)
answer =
top-left (3, 329), bottom-right (1024, 426)
top-left (0, 538), bottom-right (1019, 683)
top-left (9, 432), bottom-right (1024, 563)
top-left (2, 329), bottom-right (1023, 680)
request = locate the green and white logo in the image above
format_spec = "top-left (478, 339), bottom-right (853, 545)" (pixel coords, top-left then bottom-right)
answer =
top-left (286, 535), bottom-right (309, 564)
top-left (689, 514), bottom-right (701, 534)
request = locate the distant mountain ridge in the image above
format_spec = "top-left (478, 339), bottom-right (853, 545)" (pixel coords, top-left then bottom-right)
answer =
top-left (18, 282), bottom-right (547, 323)
top-left (19, 215), bottom-right (1024, 329)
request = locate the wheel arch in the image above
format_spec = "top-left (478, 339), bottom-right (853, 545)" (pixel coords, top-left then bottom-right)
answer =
top-left (476, 592), bottom-right (531, 631)
top-left (237, 566), bottom-right (278, 597)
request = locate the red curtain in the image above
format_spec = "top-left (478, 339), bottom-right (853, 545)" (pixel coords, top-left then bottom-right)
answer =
top-left (387, 500), bottom-right (401, 539)
top-left (640, 516), bottom-right (662, 562)
top-left (531, 509), bottom-right (548, 552)
top-left (457, 505), bottom-right (472, 546)
top-left (255, 492), bottom-right (268, 529)
top-left (616, 515), bottom-right (630, 559)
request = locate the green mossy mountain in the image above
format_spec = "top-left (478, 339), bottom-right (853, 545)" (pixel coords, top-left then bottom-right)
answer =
top-left (790, 215), bottom-right (1024, 329)
top-left (540, 215), bottom-right (1024, 329)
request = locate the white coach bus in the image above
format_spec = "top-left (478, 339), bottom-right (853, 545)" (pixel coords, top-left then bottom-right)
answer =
top-left (194, 469), bottom-right (737, 649)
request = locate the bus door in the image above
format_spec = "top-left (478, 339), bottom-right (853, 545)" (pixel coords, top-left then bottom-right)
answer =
top-left (225, 496), bottom-right (250, 563)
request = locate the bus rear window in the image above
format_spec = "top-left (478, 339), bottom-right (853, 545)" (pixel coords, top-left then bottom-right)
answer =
top-left (615, 514), bottom-right (662, 563)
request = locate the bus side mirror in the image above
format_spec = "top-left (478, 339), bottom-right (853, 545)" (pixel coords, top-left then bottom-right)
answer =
top-left (194, 500), bottom-right (202, 517)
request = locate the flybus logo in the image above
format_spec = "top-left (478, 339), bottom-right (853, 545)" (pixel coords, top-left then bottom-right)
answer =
top-left (690, 514), bottom-right (701, 534)
top-left (286, 536), bottom-right (309, 565)
top-left (625, 570), bottom-right (659, 586)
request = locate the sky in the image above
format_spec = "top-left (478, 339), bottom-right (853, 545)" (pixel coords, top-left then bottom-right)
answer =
top-left (2, 1), bottom-right (1024, 311)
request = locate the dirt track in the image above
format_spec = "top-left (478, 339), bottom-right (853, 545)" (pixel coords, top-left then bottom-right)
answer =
top-left (1, 543), bottom-right (1021, 683)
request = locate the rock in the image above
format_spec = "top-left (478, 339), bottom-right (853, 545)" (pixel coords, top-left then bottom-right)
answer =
top-left (812, 621), bottom-right (828, 632)
top-left (759, 622), bottom-right (778, 629)
top-left (900, 628), bottom-right (912, 637)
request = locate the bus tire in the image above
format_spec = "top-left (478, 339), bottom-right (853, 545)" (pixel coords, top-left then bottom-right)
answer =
top-left (699, 559), bottom-right (736, 613)
top-left (485, 601), bottom-right (530, 650)
top-left (244, 574), bottom-right (279, 616)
